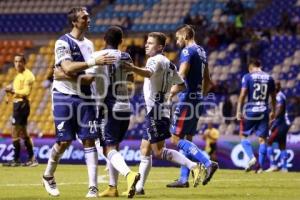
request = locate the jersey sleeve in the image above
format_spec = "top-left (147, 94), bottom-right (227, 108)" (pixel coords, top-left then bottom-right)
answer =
top-left (179, 48), bottom-right (192, 64)
top-left (276, 93), bottom-right (285, 105)
top-left (241, 75), bottom-right (248, 89)
top-left (55, 39), bottom-right (72, 66)
top-left (145, 57), bottom-right (159, 73)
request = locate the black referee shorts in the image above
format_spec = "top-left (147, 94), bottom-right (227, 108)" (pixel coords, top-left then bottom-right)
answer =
top-left (12, 100), bottom-right (30, 126)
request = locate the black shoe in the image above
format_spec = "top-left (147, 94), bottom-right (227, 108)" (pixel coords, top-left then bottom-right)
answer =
top-left (136, 188), bottom-right (145, 195)
top-left (2, 160), bottom-right (21, 167)
top-left (202, 161), bottom-right (219, 185)
top-left (166, 179), bottom-right (189, 188)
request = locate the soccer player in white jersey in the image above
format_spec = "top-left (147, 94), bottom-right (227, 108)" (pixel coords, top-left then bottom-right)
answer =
top-left (87, 26), bottom-right (140, 198)
top-left (123, 32), bottom-right (202, 195)
top-left (42, 7), bottom-right (115, 198)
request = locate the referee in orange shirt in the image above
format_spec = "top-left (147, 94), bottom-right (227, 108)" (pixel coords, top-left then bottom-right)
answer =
top-left (3, 54), bottom-right (38, 167)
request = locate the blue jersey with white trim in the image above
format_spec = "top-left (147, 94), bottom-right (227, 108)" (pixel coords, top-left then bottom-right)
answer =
top-left (241, 71), bottom-right (275, 114)
top-left (179, 44), bottom-right (207, 94)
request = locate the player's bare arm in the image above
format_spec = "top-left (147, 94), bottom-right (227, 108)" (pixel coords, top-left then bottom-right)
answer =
top-left (202, 63), bottom-right (212, 96)
top-left (54, 68), bottom-right (94, 85)
top-left (236, 88), bottom-right (247, 120)
top-left (270, 91), bottom-right (277, 121)
top-left (61, 53), bottom-right (116, 74)
top-left (168, 83), bottom-right (186, 103)
top-left (122, 61), bottom-right (152, 78)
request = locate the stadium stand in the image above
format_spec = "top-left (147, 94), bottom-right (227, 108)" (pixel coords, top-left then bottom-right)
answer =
top-left (0, 0), bottom-right (299, 139)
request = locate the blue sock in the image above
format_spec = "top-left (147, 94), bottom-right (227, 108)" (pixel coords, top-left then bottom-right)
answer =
top-left (280, 150), bottom-right (288, 169)
top-left (177, 139), bottom-right (211, 168)
top-left (178, 151), bottom-right (191, 183)
top-left (267, 146), bottom-right (276, 166)
top-left (258, 143), bottom-right (267, 168)
top-left (241, 139), bottom-right (254, 159)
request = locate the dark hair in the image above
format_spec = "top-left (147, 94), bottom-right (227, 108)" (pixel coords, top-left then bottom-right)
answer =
top-left (104, 26), bottom-right (123, 47)
top-left (148, 32), bottom-right (167, 46)
top-left (68, 7), bottom-right (87, 27)
top-left (176, 24), bottom-right (195, 40)
top-left (248, 59), bottom-right (261, 68)
top-left (14, 54), bottom-right (26, 63)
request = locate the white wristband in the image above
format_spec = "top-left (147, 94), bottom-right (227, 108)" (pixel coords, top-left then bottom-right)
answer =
top-left (87, 58), bottom-right (96, 67)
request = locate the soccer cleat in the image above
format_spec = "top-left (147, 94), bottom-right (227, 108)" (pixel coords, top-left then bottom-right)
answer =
top-left (126, 171), bottom-right (140, 198)
top-left (265, 165), bottom-right (278, 172)
top-left (22, 159), bottom-right (39, 167)
top-left (136, 188), bottom-right (145, 195)
top-left (99, 185), bottom-right (119, 197)
top-left (255, 168), bottom-right (263, 174)
top-left (42, 176), bottom-right (60, 197)
top-left (86, 186), bottom-right (99, 198)
top-left (2, 160), bottom-right (21, 167)
top-left (191, 164), bottom-right (202, 187)
top-left (202, 161), bottom-right (219, 185)
top-left (245, 157), bottom-right (257, 172)
top-left (166, 179), bottom-right (189, 188)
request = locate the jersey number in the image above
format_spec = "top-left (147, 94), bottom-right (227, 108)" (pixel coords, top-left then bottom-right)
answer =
top-left (253, 83), bottom-right (268, 100)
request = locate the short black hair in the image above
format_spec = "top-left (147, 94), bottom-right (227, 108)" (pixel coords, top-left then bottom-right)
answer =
top-left (148, 32), bottom-right (166, 46)
top-left (14, 54), bottom-right (26, 63)
top-left (176, 24), bottom-right (195, 40)
top-left (104, 26), bottom-right (123, 47)
top-left (68, 7), bottom-right (87, 27)
top-left (248, 58), bottom-right (261, 68)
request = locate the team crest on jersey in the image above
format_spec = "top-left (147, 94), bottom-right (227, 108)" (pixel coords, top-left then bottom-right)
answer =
top-left (182, 49), bottom-right (189, 56)
top-left (56, 46), bottom-right (70, 59)
top-left (57, 121), bottom-right (65, 131)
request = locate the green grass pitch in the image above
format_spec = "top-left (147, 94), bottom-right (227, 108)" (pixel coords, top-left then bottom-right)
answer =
top-left (0, 165), bottom-right (299, 200)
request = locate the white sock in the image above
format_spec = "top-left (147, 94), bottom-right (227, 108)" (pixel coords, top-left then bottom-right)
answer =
top-left (107, 161), bottom-right (119, 187)
top-left (84, 147), bottom-right (98, 188)
top-left (162, 148), bottom-right (196, 170)
top-left (136, 155), bottom-right (152, 192)
top-left (44, 144), bottom-right (63, 177)
top-left (107, 150), bottom-right (130, 177)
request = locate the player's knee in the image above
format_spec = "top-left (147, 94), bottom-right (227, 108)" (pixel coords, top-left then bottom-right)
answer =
top-left (82, 139), bottom-right (96, 148)
top-left (152, 149), bottom-right (163, 159)
top-left (170, 135), bottom-right (179, 145)
top-left (140, 145), bottom-right (151, 156)
top-left (57, 141), bottom-right (71, 152)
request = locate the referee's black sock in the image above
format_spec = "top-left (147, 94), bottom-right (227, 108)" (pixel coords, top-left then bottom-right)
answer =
top-left (24, 137), bottom-right (34, 160)
top-left (12, 139), bottom-right (21, 161)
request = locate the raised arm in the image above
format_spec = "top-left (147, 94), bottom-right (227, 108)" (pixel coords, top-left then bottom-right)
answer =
top-left (122, 61), bottom-right (152, 78)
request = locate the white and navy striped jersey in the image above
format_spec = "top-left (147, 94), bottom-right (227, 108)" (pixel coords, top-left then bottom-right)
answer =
top-left (53, 33), bottom-right (94, 95)
top-left (143, 54), bottom-right (184, 118)
top-left (87, 49), bottom-right (133, 112)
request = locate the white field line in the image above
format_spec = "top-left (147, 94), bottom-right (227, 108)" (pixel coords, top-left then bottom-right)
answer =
top-left (1, 176), bottom-right (300, 187)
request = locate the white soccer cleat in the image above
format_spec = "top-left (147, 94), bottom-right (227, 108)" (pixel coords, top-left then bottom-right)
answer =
top-left (265, 165), bottom-right (278, 172)
top-left (245, 157), bottom-right (257, 172)
top-left (86, 186), bottom-right (99, 198)
top-left (42, 176), bottom-right (60, 196)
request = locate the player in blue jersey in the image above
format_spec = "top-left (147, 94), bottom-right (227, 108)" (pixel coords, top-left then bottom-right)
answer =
top-left (42, 7), bottom-right (115, 198)
top-left (88, 26), bottom-right (140, 198)
top-left (236, 59), bottom-right (276, 173)
top-left (266, 82), bottom-right (291, 172)
top-left (167, 25), bottom-right (218, 187)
